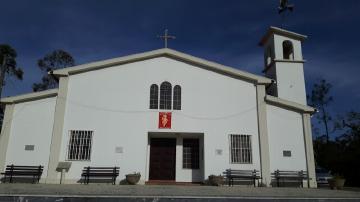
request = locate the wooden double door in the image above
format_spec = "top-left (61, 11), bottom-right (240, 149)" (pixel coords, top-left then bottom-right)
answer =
top-left (149, 138), bottom-right (176, 181)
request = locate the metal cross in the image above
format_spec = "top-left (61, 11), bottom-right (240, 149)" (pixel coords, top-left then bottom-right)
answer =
top-left (278, 0), bottom-right (294, 28)
top-left (157, 29), bottom-right (176, 48)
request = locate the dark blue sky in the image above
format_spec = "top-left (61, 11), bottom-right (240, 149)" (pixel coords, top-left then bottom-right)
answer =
top-left (1, 0), bottom-right (360, 132)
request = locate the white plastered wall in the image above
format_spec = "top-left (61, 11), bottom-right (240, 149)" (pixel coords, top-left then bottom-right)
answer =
top-left (5, 97), bottom-right (57, 180)
top-left (275, 62), bottom-right (307, 105)
top-left (57, 56), bottom-right (261, 183)
top-left (266, 104), bottom-right (307, 172)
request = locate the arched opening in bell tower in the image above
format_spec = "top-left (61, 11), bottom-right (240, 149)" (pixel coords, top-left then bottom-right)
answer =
top-left (282, 40), bottom-right (294, 60)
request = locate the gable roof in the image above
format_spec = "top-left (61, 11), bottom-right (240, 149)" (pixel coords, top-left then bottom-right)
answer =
top-left (52, 48), bottom-right (272, 85)
top-left (0, 89), bottom-right (58, 104)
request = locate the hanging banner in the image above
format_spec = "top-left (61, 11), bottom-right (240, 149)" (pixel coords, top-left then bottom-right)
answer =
top-left (159, 112), bottom-right (171, 129)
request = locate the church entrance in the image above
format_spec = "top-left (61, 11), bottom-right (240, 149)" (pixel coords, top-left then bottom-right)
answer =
top-left (149, 138), bottom-right (176, 181)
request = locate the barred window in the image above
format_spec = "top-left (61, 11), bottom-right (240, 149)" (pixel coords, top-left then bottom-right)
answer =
top-left (67, 130), bottom-right (93, 161)
top-left (160, 81), bottom-right (172, 110)
top-left (173, 85), bottom-right (181, 110)
top-left (149, 84), bottom-right (159, 109)
top-left (230, 134), bottom-right (252, 164)
top-left (183, 139), bottom-right (199, 169)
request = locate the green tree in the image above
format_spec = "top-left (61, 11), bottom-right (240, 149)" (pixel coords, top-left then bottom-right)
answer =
top-left (340, 111), bottom-right (360, 136)
top-left (32, 50), bottom-right (75, 92)
top-left (308, 79), bottom-right (333, 143)
top-left (0, 44), bottom-right (23, 98)
top-left (0, 44), bottom-right (23, 128)
top-left (333, 111), bottom-right (360, 186)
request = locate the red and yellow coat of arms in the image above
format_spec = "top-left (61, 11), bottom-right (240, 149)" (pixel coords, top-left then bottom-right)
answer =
top-left (158, 112), bottom-right (171, 129)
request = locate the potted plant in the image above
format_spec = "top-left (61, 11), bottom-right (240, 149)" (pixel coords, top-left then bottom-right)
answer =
top-left (328, 174), bottom-right (346, 190)
top-left (208, 174), bottom-right (224, 186)
top-left (126, 172), bottom-right (141, 185)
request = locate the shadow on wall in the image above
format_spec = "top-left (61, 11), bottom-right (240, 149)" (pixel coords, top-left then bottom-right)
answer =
top-left (119, 178), bottom-right (131, 185)
top-left (77, 178), bottom-right (117, 184)
top-left (77, 178), bottom-right (136, 185)
top-left (270, 180), bottom-right (303, 187)
top-left (1, 177), bottom-right (39, 184)
top-left (224, 179), bottom-right (256, 186)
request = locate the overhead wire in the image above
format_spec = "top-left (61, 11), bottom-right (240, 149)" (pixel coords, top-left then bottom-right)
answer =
top-left (55, 95), bottom-right (257, 120)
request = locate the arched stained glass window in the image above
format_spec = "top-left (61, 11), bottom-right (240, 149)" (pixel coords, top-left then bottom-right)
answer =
top-left (160, 82), bottom-right (172, 110)
top-left (173, 85), bottom-right (181, 110)
top-left (149, 84), bottom-right (158, 109)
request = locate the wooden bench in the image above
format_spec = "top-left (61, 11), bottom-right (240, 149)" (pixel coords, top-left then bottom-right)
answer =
top-left (81, 166), bottom-right (119, 185)
top-left (223, 169), bottom-right (261, 187)
top-left (272, 170), bottom-right (308, 187)
top-left (1, 164), bottom-right (43, 183)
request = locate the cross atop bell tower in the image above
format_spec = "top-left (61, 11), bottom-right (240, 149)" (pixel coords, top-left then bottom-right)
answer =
top-left (157, 29), bottom-right (176, 48)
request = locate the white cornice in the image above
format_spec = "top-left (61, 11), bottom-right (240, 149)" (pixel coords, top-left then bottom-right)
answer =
top-left (259, 26), bottom-right (308, 46)
top-left (265, 95), bottom-right (316, 114)
top-left (263, 59), bottom-right (307, 73)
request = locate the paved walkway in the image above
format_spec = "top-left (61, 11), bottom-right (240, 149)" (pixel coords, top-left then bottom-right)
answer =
top-left (0, 184), bottom-right (360, 199)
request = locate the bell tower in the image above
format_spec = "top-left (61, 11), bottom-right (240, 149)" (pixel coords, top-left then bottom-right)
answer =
top-left (259, 27), bottom-right (307, 105)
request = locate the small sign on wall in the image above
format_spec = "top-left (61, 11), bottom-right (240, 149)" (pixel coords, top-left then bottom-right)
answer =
top-left (159, 112), bottom-right (171, 129)
top-left (115, 147), bottom-right (123, 153)
top-left (283, 150), bottom-right (292, 157)
top-left (25, 145), bottom-right (35, 151)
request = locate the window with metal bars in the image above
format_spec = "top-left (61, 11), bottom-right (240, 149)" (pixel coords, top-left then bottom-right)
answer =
top-left (230, 134), bottom-right (252, 164)
top-left (149, 84), bottom-right (159, 109)
top-left (173, 85), bottom-right (181, 110)
top-left (67, 130), bottom-right (93, 161)
top-left (183, 139), bottom-right (199, 169)
top-left (159, 81), bottom-right (172, 110)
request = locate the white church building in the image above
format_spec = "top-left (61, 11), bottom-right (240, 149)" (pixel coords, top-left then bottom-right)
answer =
top-left (0, 27), bottom-right (317, 187)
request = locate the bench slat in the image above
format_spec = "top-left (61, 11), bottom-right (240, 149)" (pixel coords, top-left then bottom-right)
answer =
top-left (6, 165), bottom-right (43, 168)
top-left (6, 168), bottom-right (43, 170)
top-left (83, 167), bottom-right (119, 169)
top-left (84, 174), bottom-right (118, 176)
top-left (82, 170), bottom-right (118, 172)
top-left (1, 172), bottom-right (41, 175)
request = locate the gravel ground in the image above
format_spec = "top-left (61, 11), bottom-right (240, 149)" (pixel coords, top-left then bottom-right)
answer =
top-left (0, 184), bottom-right (360, 199)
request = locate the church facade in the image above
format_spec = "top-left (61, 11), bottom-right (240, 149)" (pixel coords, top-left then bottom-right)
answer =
top-left (0, 27), bottom-right (317, 187)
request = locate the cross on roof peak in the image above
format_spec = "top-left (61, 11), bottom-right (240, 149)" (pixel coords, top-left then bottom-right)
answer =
top-left (157, 29), bottom-right (176, 48)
